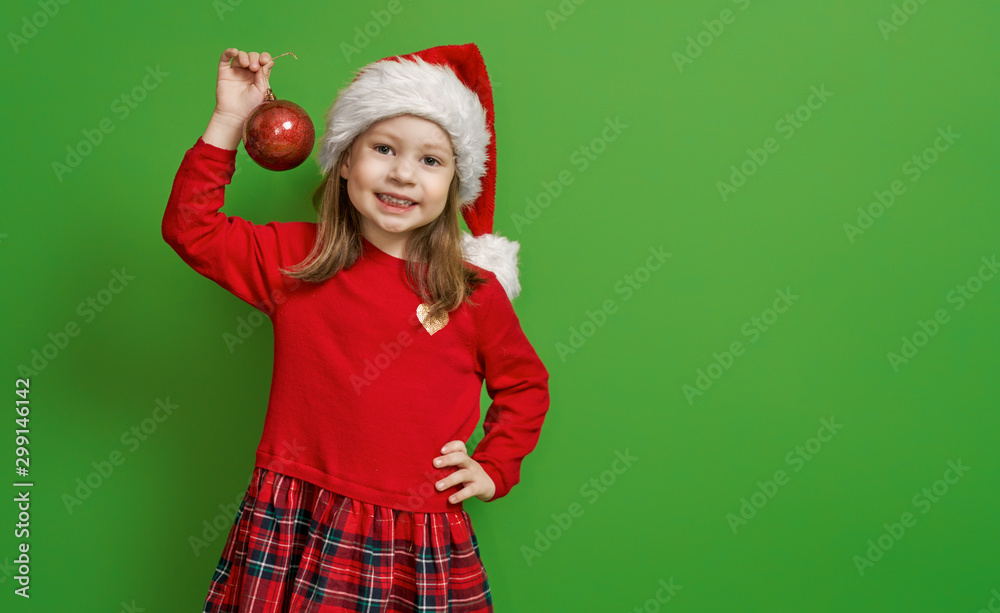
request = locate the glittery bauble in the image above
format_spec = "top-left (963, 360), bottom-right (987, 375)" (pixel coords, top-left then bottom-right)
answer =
top-left (243, 90), bottom-right (315, 171)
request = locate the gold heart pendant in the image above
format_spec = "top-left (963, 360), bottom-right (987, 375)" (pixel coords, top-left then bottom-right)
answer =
top-left (416, 303), bottom-right (449, 335)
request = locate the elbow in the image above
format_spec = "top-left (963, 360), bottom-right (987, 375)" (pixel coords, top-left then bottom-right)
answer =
top-left (161, 199), bottom-right (181, 248)
top-left (161, 200), bottom-right (196, 254)
top-left (161, 216), bottom-right (174, 248)
top-left (161, 216), bottom-right (184, 257)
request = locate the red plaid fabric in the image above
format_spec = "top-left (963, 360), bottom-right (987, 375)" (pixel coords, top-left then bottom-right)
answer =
top-left (203, 467), bottom-right (494, 612)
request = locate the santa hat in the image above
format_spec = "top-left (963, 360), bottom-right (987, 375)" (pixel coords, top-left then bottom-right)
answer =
top-left (317, 43), bottom-right (521, 300)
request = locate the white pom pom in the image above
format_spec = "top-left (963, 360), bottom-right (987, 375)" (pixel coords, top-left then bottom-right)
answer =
top-left (461, 231), bottom-right (521, 300)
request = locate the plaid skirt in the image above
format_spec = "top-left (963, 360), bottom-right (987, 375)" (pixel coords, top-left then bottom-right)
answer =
top-left (203, 467), bottom-right (493, 612)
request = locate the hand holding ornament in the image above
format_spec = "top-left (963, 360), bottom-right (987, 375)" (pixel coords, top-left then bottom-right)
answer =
top-left (204, 48), bottom-right (316, 170)
top-left (214, 48), bottom-right (274, 127)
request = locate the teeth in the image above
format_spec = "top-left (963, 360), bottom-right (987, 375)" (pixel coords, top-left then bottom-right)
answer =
top-left (379, 193), bottom-right (415, 206)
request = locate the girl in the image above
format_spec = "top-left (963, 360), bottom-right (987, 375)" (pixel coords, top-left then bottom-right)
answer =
top-left (162, 44), bottom-right (550, 612)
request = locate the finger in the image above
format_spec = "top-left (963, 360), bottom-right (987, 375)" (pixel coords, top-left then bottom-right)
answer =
top-left (448, 483), bottom-right (478, 504)
top-left (237, 50), bottom-right (249, 67)
top-left (435, 468), bottom-right (469, 491)
top-left (443, 440), bottom-right (467, 455)
top-left (433, 441), bottom-right (462, 466)
top-left (261, 54), bottom-right (273, 80)
top-left (220, 48), bottom-right (239, 67)
top-left (434, 451), bottom-right (469, 468)
top-left (248, 51), bottom-right (260, 70)
top-left (254, 68), bottom-right (269, 92)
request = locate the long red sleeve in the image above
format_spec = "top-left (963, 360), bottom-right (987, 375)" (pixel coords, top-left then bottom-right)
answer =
top-left (472, 279), bottom-right (551, 501)
top-left (161, 137), bottom-right (313, 314)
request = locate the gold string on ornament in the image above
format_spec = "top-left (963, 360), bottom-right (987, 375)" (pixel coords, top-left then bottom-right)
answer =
top-left (262, 52), bottom-right (298, 96)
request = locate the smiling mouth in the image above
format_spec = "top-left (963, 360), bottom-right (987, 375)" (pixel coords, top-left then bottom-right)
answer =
top-left (376, 193), bottom-right (418, 208)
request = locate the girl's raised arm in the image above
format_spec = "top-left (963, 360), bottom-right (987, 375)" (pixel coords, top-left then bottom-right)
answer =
top-left (161, 49), bottom-right (312, 317)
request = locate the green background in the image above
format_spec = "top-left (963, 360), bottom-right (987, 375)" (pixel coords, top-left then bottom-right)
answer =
top-left (3, 0), bottom-right (998, 610)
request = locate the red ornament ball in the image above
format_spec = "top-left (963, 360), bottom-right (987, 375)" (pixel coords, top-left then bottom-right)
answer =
top-left (243, 91), bottom-right (315, 171)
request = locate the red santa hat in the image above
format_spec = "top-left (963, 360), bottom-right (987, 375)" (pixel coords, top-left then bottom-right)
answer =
top-left (317, 43), bottom-right (521, 300)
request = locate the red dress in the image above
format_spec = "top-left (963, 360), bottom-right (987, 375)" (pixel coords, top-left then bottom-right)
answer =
top-left (163, 137), bottom-right (550, 612)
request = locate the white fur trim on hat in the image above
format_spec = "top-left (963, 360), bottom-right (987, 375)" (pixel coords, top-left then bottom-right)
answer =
top-left (461, 231), bottom-right (521, 300)
top-left (318, 56), bottom-right (490, 206)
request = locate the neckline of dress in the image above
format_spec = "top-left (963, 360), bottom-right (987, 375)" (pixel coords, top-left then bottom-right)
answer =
top-left (360, 235), bottom-right (408, 269)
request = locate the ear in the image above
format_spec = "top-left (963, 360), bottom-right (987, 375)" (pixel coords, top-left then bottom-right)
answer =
top-left (339, 150), bottom-right (351, 180)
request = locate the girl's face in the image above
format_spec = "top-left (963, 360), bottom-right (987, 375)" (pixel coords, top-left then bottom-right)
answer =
top-left (340, 114), bottom-right (456, 256)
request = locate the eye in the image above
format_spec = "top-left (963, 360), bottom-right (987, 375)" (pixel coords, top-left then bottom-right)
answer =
top-left (423, 156), bottom-right (441, 166)
top-left (374, 144), bottom-right (392, 155)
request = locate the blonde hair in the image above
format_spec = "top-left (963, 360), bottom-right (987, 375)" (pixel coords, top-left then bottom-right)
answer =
top-left (281, 148), bottom-right (489, 322)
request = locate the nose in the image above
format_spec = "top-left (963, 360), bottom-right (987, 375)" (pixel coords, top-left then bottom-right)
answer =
top-left (388, 156), bottom-right (416, 183)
